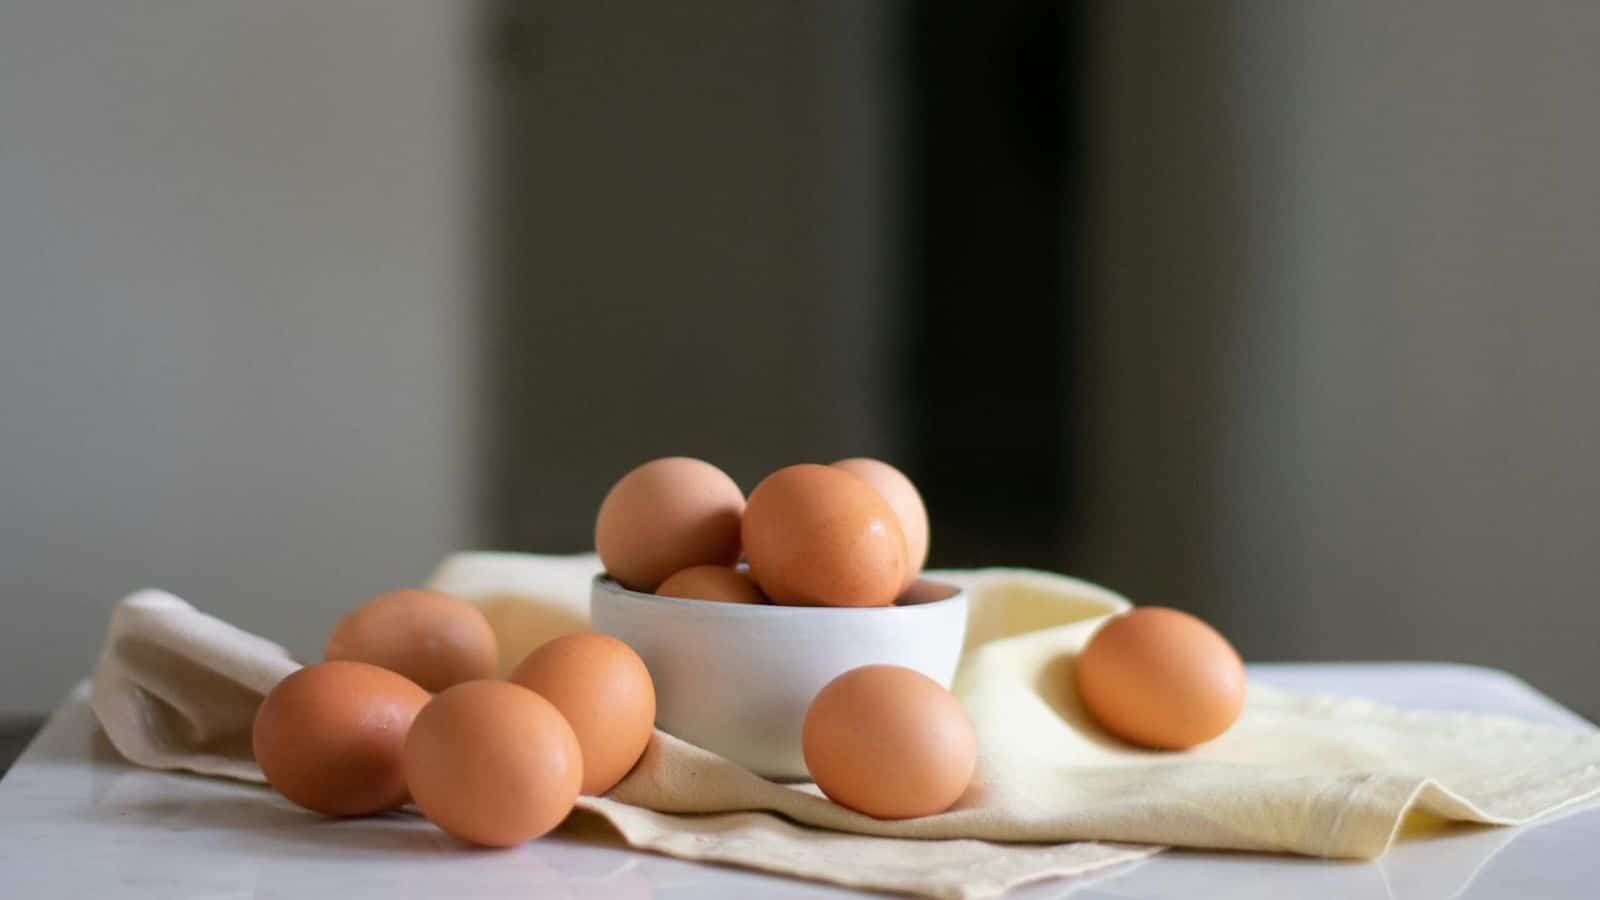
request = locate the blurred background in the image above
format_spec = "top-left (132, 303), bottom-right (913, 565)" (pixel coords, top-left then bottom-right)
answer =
top-left (2, 0), bottom-right (1597, 734)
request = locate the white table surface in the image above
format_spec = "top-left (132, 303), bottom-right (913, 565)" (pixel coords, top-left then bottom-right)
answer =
top-left (1, 663), bottom-right (1595, 899)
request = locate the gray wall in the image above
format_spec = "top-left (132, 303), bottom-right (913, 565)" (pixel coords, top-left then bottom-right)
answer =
top-left (1078, 1), bottom-right (1600, 717)
top-left (0, 1), bottom-right (485, 714)
top-left (478, 1), bottom-right (903, 552)
top-left (0, 0), bottom-right (902, 715)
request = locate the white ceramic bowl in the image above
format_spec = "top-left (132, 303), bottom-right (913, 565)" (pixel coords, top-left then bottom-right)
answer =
top-left (590, 575), bottom-right (968, 779)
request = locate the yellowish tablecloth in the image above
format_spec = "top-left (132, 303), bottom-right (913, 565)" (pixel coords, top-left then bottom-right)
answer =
top-left (88, 552), bottom-right (1600, 899)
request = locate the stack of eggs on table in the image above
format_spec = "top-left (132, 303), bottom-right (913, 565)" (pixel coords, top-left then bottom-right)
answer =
top-left (253, 586), bottom-right (656, 846)
top-left (252, 456), bottom-right (1248, 847)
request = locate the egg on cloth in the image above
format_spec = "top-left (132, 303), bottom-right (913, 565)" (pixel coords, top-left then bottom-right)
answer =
top-left (324, 588), bottom-right (498, 692)
top-left (742, 464), bottom-right (906, 607)
top-left (252, 661), bottom-right (430, 816)
top-left (595, 457), bottom-right (745, 591)
top-left (509, 632), bottom-right (656, 795)
top-left (802, 664), bottom-right (976, 819)
top-left (1075, 606), bottom-right (1246, 750)
top-left (404, 680), bottom-right (582, 847)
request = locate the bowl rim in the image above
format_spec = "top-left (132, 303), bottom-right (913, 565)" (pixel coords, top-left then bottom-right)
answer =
top-left (591, 573), bottom-right (965, 617)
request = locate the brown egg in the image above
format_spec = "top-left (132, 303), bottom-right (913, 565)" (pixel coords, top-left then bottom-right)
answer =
top-left (831, 458), bottom-right (929, 592)
top-left (802, 664), bottom-right (975, 819)
top-left (656, 565), bottom-right (766, 604)
top-left (508, 632), bottom-right (656, 795)
top-left (324, 588), bottom-right (498, 693)
top-left (404, 680), bottom-right (582, 847)
top-left (595, 457), bottom-right (745, 592)
top-left (742, 464), bottom-right (906, 607)
top-left (1076, 607), bottom-right (1246, 750)
top-left (252, 661), bottom-right (430, 817)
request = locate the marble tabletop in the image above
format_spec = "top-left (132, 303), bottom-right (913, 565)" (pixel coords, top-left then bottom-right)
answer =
top-left (1, 663), bottom-right (1595, 899)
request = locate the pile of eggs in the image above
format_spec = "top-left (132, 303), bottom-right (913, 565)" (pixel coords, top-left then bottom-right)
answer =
top-left (254, 588), bottom-right (656, 846)
top-left (595, 456), bottom-right (931, 607)
top-left (252, 454), bottom-right (1249, 848)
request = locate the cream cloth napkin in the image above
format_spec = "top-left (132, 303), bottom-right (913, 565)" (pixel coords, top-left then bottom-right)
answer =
top-left (90, 552), bottom-right (1600, 899)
